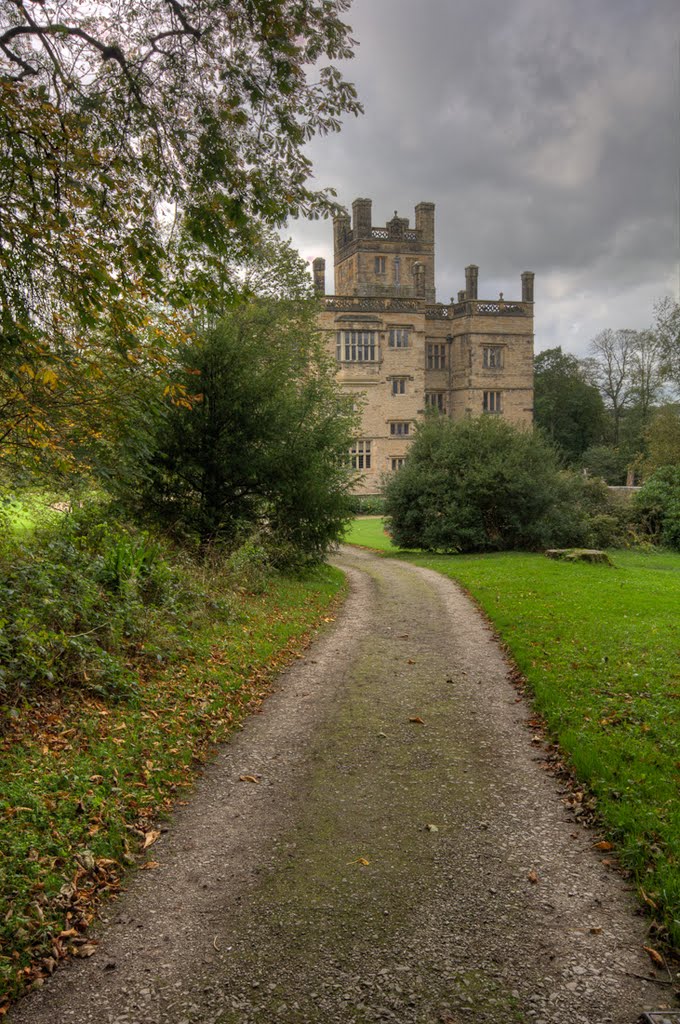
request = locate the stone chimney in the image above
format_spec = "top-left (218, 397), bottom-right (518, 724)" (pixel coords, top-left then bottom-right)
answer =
top-left (465, 265), bottom-right (479, 300)
top-left (521, 271), bottom-right (535, 303)
top-left (332, 212), bottom-right (351, 254)
top-left (415, 202), bottom-right (435, 243)
top-left (352, 198), bottom-right (372, 239)
top-left (312, 257), bottom-right (326, 295)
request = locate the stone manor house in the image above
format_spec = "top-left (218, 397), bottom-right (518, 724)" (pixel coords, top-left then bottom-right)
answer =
top-left (314, 198), bottom-right (535, 494)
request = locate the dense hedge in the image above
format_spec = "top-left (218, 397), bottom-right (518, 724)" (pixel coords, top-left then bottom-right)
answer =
top-left (384, 416), bottom-right (629, 553)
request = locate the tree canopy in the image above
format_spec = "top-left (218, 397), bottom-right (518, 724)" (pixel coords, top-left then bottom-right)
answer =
top-left (533, 346), bottom-right (606, 462)
top-left (0, 0), bottom-right (361, 469)
top-left (112, 298), bottom-right (357, 556)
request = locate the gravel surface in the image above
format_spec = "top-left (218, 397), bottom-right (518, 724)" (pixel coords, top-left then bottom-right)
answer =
top-left (9, 547), bottom-right (673, 1024)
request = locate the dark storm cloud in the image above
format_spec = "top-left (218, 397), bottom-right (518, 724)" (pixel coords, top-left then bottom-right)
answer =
top-left (287, 0), bottom-right (679, 354)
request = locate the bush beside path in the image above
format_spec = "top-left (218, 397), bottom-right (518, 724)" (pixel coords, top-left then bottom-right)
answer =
top-left (0, 520), bottom-right (345, 1010)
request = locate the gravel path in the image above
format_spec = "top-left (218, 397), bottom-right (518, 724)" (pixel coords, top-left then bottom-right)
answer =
top-left (9, 547), bottom-right (672, 1024)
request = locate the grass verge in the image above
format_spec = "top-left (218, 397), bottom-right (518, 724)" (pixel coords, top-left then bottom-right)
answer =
top-left (344, 520), bottom-right (680, 955)
top-left (404, 548), bottom-right (680, 956)
top-left (342, 516), bottom-right (401, 552)
top-left (0, 553), bottom-right (345, 1009)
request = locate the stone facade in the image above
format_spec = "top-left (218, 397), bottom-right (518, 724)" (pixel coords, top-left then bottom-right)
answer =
top-left (315, 199), bottom-right (535, 494)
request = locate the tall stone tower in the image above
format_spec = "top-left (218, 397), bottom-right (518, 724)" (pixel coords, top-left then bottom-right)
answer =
top-left (316, 198), bottom-right (535, 494)
top-left (332, 199), bottom-right (436, 302)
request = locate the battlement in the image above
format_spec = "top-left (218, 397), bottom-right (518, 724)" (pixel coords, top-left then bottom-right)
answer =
top-left (333, 199), bottom-right (434, 249)
top-left (332, 198), bottom-right (436, 302)
top-left (322, 295), bottom-right (532, 318)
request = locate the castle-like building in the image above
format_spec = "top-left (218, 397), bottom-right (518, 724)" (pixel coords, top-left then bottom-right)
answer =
top-left (315, 199), bottom-right (535, 494)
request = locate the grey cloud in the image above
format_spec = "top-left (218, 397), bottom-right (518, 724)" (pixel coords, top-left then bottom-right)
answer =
top-left (288, 0), bottom-right (679, 354)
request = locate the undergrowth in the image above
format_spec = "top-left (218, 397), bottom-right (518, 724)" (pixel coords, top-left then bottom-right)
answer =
top-left (0, 502), bottom-right (346, 1007)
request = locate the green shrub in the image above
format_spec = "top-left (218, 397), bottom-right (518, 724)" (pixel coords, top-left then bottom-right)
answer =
top-left (547, 473), bottom-right (632, 549)
top-left (0, 502), bottom-right (181, 710)
top-left (225, 536), bottom-right (272, 593)
top-left (580, 444), bottom-right (629, 485)
top-left (348, 494), bottom-right (386, 516)
top-left (384, 417), bottom-right (627, 553)
top-left (633, 466), bottom-right (680, 549)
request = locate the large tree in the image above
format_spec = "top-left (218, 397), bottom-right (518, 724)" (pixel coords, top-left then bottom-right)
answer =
top-left (643, 405), bottom-right (680, 476)
top-left (0, 0), bottom-right (361, 467)
top-left (582, 329), bottom-right (636, 443)
top-left (653, 297), bottom-right (680, 397)
top-left (114, 298), bottom-right (357, 556)
top-left (533, 346), bottom-right (606, 462)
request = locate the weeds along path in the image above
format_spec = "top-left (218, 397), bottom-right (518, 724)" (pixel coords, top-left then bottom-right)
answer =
top-left (10, 547), bottom-right (670, 1024)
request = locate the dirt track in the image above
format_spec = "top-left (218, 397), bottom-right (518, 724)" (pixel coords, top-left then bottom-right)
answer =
top-left (9, 547), bottom-right (672, 1024)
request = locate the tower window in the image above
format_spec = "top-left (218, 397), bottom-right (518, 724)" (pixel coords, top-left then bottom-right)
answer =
top-left (425, 391), bottom-right (446, 413)
top-left (483, 346), bottom-right (503, 369)
top-left (391, 378), bottom-right (406, 395)
top-left (336, 330), bottom-right (376, 363)
top-left (394, 257), bottom-right (401, 284)
top-left (350, 440), bottom-right (372, 470)
top-left (375, 256), bottom-right (386, 275)
top-left (483, 391), bottom-right (502, 413)
top-left (427, 343), bottom-right (447, 369)
top-left (389, 421), bottom-right (410, 436)
top-left (389, 329), bottom-right (409, 348)
top-left (391, 458), bottom-right (405, 471)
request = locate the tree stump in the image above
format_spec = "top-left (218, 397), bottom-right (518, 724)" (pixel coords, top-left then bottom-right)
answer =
top-left (545, 548), bottom-right (613, 566)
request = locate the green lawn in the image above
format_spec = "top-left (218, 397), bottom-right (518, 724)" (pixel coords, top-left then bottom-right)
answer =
top-left (342, 515), bottom-right (401, 551)
top-left (344, 519), bottom-right (680, 953)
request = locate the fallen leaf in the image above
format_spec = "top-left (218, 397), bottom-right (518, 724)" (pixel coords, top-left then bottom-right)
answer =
top-left (141, 861), bottom-right (160, 870)
top-left (142, 830), bottom-right (161, 850)
top-left (640, 888), bottom-right (658, 910)
top-left (425, 824), bottom-right (439, 833)
top-left (238, 774), bottom-right (260, 783)
top-left (594, 841), bottom-right (613, 851)
top-left (590, 926), bottom-right (603, 935)
top-left (409, 716), bottom-right (425, 725)
top-left (406, 659), bottom-right (416, 664)
top-left (643, 945), bottom-right (665, 967)
top-left (527, 868), bottom-right (539, 884)
top-left (349, 857), bottom-right (370, 866)
top-left (75, 944), bottom-right (97, 958)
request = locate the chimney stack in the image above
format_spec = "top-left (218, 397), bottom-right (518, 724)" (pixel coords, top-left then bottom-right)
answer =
top-left (312, 257), bottom-right (326, 295)
top-left (415, 202), bottom-right (435, 243)
top-left (352, 198), bottom-right (372, 239)
top-left (521, 271), bottom-right (535, 303)
top-left (465, 265), bottom-right (479, 300)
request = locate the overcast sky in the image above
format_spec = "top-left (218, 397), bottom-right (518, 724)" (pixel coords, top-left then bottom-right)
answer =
top-left (286, 0), bottom-right (679, 357)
